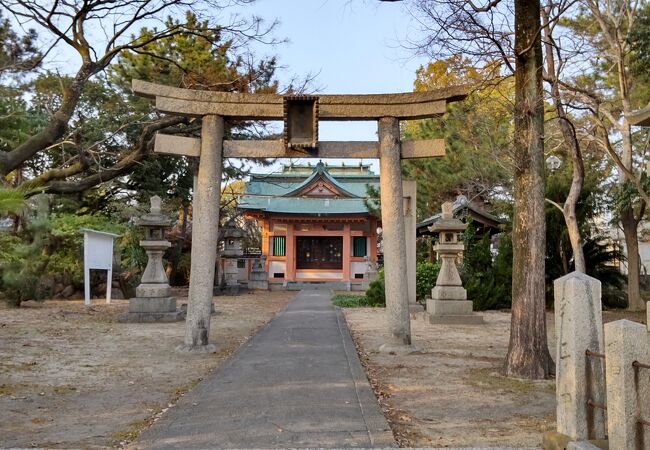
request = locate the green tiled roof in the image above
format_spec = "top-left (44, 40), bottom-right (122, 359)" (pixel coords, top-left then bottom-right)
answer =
top-left (283, 164), bottom-right (358, 197)
top-left (239, 162), bottom-right (379, 215)
top-left (239, 197), bottom-right (373, 215)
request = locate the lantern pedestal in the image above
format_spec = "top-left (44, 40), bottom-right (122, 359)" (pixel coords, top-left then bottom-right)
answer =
top-left (248, 256), bottom-right (269, 290)
top-left (427, 300), bottom-right (484, 324)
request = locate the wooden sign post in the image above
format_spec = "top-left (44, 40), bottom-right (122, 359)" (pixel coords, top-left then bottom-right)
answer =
top-left (82, 229), bottom-right (120, 306)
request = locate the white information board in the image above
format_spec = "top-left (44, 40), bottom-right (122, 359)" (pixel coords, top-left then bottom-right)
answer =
top-left (82, 229), bottom-right (120, 305)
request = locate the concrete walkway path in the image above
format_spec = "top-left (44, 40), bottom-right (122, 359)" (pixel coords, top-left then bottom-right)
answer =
top-left (134, 290), bottom-right (395, 449)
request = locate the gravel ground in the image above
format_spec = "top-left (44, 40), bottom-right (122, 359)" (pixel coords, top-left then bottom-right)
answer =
top-left (0, 291), bottom-right (294, 449)
top-left (343, 307), bottom-right (646, 448)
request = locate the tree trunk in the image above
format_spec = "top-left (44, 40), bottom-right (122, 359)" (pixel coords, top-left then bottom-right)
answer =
top-left (621, 209), bottom-right (644, 311)
top-left (614, 11), bottom-right (645, 312)
top-left (560, 245), bottom-right (569, 275)
top-left (557, 100), bottom-right (585, 274)
top-left (542, 5), bottom-right (586, 273)
top-left (505, 0), bottom-right (553, 379)
top-left (619, 123), bottom-right (645, 311)
top-left (169, 204), bottom-right (189, 286)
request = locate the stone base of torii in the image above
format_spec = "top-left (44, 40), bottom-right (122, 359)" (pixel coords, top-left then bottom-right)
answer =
top-left (132, 80), bottom-right (468, 353)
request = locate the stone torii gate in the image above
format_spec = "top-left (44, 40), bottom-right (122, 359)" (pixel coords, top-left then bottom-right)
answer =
top-left (132, 80), bottom-right (468, 353)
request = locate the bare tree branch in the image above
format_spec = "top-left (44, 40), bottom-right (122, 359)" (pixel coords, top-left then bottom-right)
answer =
top-left (42, 115), bottom-right (188, 193)
top-left (0, 0), bottom-right (279, 179)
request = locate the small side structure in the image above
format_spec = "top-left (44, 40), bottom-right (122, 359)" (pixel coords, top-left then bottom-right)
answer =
top-left (215, 223), bottom-right (269, 292)
top-left (120, 196), bottom-right (185, 323)
top-left (238, 162), bottom-right (381, 291)
top-left (416, 194), bottom-right (503, 240)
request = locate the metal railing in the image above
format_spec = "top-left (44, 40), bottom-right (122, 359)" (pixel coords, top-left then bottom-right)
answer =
top-left (585, 349), bottom-right (608, 419)
top-left (633, 360), bottom-right (650, 428)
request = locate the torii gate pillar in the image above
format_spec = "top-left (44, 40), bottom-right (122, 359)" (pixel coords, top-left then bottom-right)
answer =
top-left (378, 117), bottom-right (413, 350)
top-left (177, 115), bottom-right (223, 352)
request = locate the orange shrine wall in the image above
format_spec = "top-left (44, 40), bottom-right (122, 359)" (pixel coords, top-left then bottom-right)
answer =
top-left (257, 215), bottom-right (378, 284)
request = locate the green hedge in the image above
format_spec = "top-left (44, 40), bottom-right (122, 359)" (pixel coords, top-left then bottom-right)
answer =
top-left (364, 268), bottom-right (386, 306)
top-left (416, 261), bottom-right (441, 301)
top-left (0, 213), bottom-right (143, 306)
top-left (332, 294), bottom-right (370, 308)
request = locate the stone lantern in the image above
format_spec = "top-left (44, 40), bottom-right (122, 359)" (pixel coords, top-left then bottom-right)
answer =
top-left (220, 223), bottom-right (244, 294)
top-left (221, 225), bottom-right (244, 257)
top-left (120, 196), bottom-right (185, 322)
top-left (426, 201), bottom-right (483, 325)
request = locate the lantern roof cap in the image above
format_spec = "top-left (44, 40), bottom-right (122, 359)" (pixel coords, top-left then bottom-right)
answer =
top-left (222, 222), bottom-right (245, 238)
top-left (134, 195), bottom-right (172, 227)
top-left (428, 201), bottom-right (468, 233)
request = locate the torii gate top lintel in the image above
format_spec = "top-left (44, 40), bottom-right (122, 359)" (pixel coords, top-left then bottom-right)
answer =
top-left (132, 79), bottom-right (470, 160)
top-left (132, 79), bottom-right (469, 121)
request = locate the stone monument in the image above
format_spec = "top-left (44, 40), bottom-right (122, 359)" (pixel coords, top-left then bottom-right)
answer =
top-left (427, 202), bottom-right (483, 325)
top-left (120, 196), bottom-right (185, 322)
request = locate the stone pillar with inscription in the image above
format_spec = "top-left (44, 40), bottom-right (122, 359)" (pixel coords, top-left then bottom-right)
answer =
top-left (402, 180), bottom-right (420, 313)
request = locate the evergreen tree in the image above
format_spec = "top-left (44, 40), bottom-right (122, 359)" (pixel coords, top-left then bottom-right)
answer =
top-left (402, 56), bottom-right (512, 219)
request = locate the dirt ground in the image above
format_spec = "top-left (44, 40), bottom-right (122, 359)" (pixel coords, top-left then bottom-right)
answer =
top-left (343, 307), bottom-right (647, 448)
top-left (0, 291), bottom-right (294, 449)
top-left (1, 291), bottom-right (645, 449)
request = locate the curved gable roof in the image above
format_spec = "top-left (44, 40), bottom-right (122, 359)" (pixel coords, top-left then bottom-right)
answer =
top-left (283, 162), bottom-right (357, 198)
top-left (238, 162), bottom-right (379, 216)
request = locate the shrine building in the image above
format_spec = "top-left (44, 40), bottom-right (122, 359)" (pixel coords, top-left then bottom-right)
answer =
top-left (238, 161), bottom-right (379, 289)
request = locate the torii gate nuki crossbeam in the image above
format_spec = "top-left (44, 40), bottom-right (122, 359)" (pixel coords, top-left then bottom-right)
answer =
top-left (132, 79), bottom-right (469, 353)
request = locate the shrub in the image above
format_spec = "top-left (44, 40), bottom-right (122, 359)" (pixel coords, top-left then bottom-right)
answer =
top-left (416, 261), bottom-right (441, 301)
top-left (0, 212), bottom-right (130, 306)
top-left (461, 223), bottom-right (512, 311)
top-left (583, 235), bottom-right (626, 308)
top-left (116, 224), bottom-right (147, 296)
top-left (363, 262), bottom-right (440, 306)
top-left (47, 213), bottom-right (125, 286)
top-left (0, 216), bottom-right (50, 305)
top-left (332, 294), bottom-right (368, 308)
top-left (364, 268), bottom-right (386, 307)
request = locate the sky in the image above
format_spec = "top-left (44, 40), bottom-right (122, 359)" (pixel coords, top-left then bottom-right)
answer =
top-left (22, 0), bottom-right (430, 176)
top-left (238, 0), bottom-right (428, 174)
